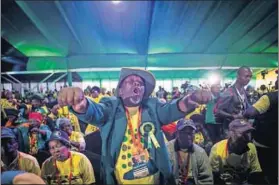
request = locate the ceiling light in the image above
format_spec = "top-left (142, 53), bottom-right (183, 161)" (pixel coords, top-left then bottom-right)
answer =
top-left (111, 1), bottom-right (121, 4)
top-left (208, 73), bottom-right (221, 85)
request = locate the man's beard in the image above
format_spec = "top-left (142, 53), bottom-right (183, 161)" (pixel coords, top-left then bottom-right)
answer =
top-left (122, 95), bottom-right (143, 107)
top-left (229, 140), bottom-right (249, 155)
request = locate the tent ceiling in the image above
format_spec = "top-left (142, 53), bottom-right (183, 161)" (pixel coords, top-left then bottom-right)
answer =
top-left (1, 0), bottom-right (278, 79)
top-left (1, 72), bottom-right (82, 83)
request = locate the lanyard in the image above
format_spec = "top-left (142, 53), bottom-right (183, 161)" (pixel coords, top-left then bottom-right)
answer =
top-left (125, 107), bottom-right (144, 154)
top-left (178, 151), bottom-right (191, 184)
top-left (225, 141), bottom-right (229, 157)
top-left (53, 152), bottom-right (73, 185)
top-left (29, 133), bottom-right (38, 154)
top-left (235, 87), bottom-right (246, 110)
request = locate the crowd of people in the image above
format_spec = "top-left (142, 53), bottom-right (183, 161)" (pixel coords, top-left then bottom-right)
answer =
top-left (1, 66), bottom-right (278, 185)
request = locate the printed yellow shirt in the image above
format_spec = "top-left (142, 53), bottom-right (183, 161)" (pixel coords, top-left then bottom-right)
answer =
top-left (194, 132), bottom-right (205, 145)
top-left (41, 151), bottom-right (95, 185)
top-left (114, 109), bottom-right (155, 184)
top-left (209, 139), bottom-right (262, 183)
top-left (70, 131), bottom-right (86, 151)
top-left (84, 96), bottom-right (100, 135)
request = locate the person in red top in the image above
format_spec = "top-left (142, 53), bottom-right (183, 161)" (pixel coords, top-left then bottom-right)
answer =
top-left (159, 98), bottom-right (177, 141)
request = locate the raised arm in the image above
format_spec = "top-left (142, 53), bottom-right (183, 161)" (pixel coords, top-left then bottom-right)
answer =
top-left (244, 95), bottom-right (270, 119)
top-left (57, 87), bottom-right (111, 127)
top-left (157, 90), bottom-right (212, 125)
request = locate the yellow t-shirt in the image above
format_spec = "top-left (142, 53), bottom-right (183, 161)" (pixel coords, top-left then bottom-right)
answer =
top-left (86, 95), bottom-right (103, 103)
top-left (253, 95), bottom-right (270, 114)
top-left (209, 139), bottom-right (262, 183)
top-left (70, 131), bottom-right (86, 151)
top-left (41, 151), bottom-right (95, 184)
top-left (18, 152), bottom-right (41, 176)
top-left (114, 108), bottom-right (155, 184)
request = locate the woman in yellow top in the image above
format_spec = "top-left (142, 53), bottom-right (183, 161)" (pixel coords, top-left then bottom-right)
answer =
top-left (42, 130), bottom-right (95, 185)
top-left (56, 118), bottom-right (86, 152)
top-left (49, 104), bottom-right (81, 133)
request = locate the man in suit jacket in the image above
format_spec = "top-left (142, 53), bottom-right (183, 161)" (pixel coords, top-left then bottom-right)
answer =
top-left (58, 68), bottom-right (212, 184)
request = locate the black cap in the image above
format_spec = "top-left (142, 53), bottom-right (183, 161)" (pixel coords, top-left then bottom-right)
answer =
top-left (3, 108), bottom-right (19, 117)
top-left (1, 128), bottom-right (16, 139)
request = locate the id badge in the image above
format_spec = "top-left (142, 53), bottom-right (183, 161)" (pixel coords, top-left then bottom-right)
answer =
top-left (132, 153), bottom-right (150, 178)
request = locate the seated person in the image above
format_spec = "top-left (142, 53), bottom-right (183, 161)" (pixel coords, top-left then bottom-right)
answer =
top-left (3, 108), bottom-right (20, 128)
top-left (49, 104), bottom-right (81, 133)
top-left (209, 119), bottom-right (263, 185)
top-left (17, 112), bottom-right (51, 155)
top-left (41, 130), bottom-right (96, 184)
top-left (1, 128), bottom-right (41, 176)
top-left (190, 114), bottom-right (213, 155)
top-left (56, 117), bottom-right (86, 152)
top-left (167, 119), bottom-right (213, 185)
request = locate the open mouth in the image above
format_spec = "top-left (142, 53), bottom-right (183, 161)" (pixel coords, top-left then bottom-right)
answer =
top-left (130, 95), bottom-right (141, 104)
top-left (133, 88), bottom-right (139, 95)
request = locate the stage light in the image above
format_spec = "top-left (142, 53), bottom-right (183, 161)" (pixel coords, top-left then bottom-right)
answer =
top-left (209, 73), bottom-right (220, 85)
top-left (111, 1), bottom-right (121, 4)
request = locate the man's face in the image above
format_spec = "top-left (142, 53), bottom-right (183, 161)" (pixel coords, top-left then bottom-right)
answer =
top-left (237, 68), bottom-right (253, 86)
top-left (1, 138), bottom-right (18, 154)
top-left (91, 91), bottom-right (99, 98)
top-left (31, 99), bottom-right (41, 109)
top-left (48, 140), bottom-right (69, 161)
top-left (29, 119), bottom-right (41, 131)
top-left (211, 84), bottom-right (221, 95)
top-left (61, 122), bottom-right (73, 135)
top-left (119, 75), bottom-right (145, 107)
top-left (232, 130), bottom-right (252, 146)
top-left (177, 127), bottom-right (195, 149)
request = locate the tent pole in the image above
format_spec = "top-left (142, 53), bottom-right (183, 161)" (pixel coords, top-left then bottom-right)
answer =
top-left (32, 73), bottom-right (55, 91)
top-left (67, 71), bottom-right (73, 87)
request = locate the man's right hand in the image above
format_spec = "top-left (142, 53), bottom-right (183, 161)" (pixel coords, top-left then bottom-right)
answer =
top-left (57, 87), bottom-right (88, 114)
